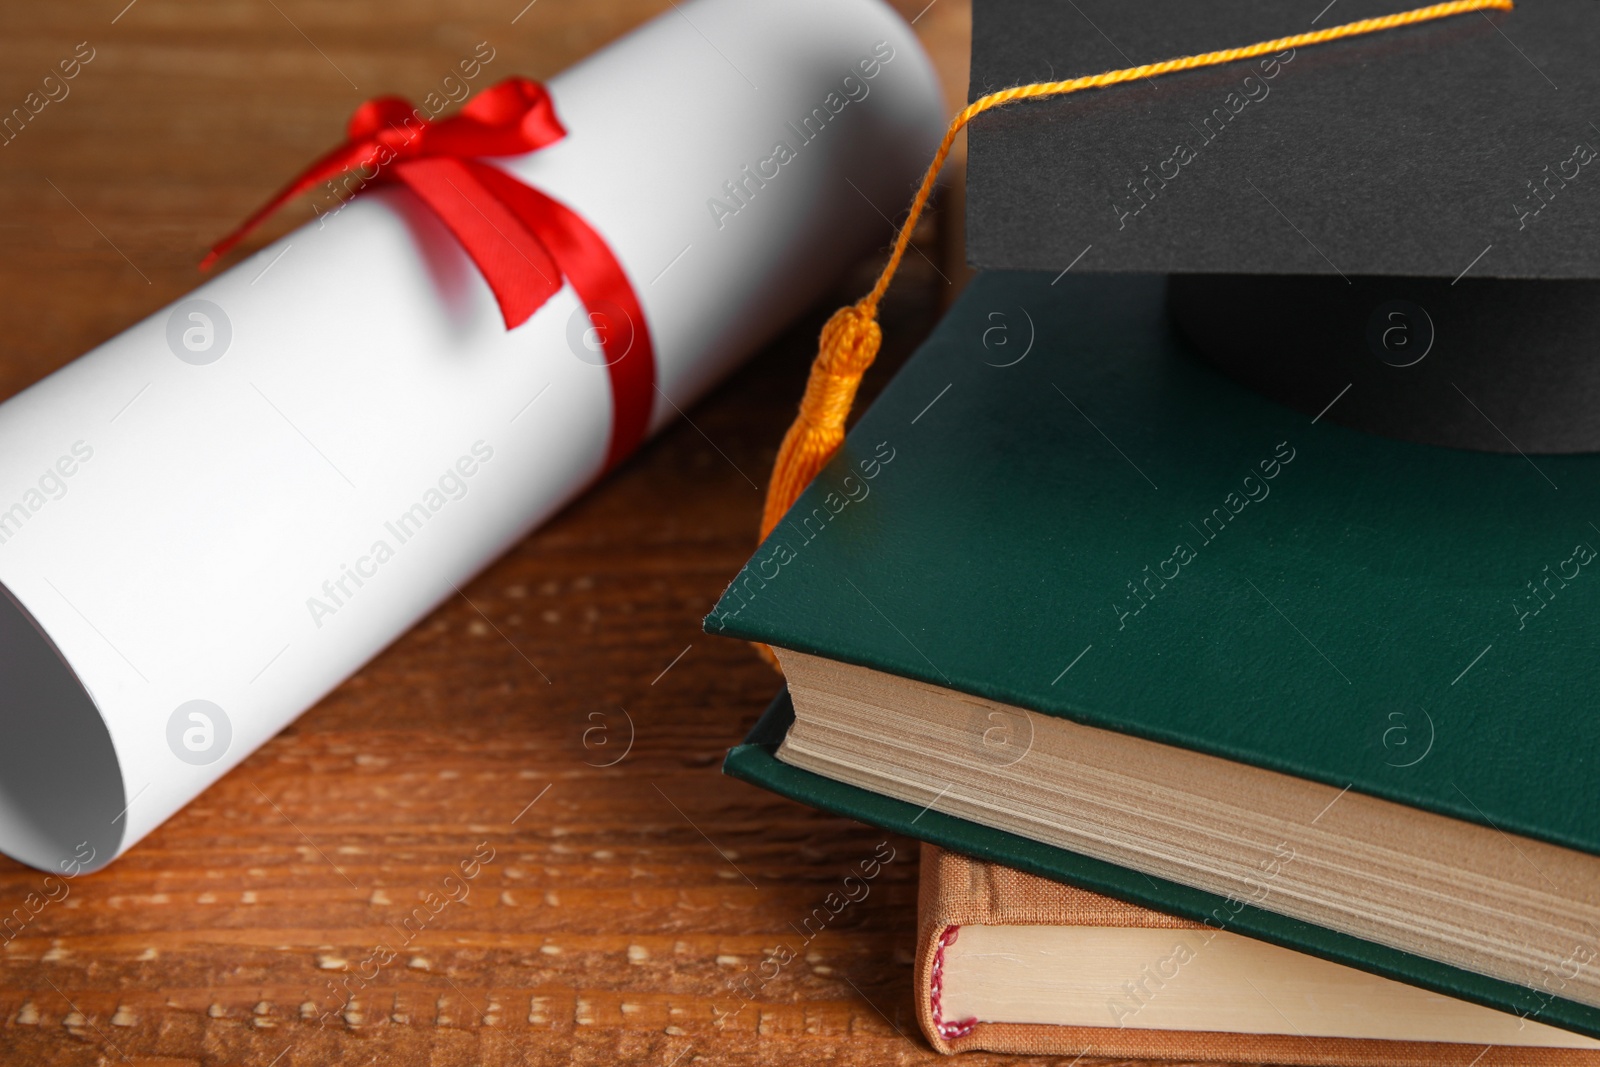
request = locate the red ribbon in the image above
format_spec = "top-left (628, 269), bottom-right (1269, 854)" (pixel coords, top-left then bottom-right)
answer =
top-left (204, 77), bottom-right (655, 471)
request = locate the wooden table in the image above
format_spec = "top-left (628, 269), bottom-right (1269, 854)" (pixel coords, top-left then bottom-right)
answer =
top-left (0, 2), bottom-right (1172, 1063)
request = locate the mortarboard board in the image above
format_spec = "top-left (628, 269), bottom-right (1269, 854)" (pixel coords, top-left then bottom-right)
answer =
top-left (966, 0), bottom-right (1600, 452)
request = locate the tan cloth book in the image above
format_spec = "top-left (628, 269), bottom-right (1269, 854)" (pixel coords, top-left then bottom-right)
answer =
top-left (914, 844), bottom-right (1600, 1064)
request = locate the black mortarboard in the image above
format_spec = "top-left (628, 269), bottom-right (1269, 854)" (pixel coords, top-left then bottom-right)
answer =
top-left (967, 0), bottom-right (1600, 452)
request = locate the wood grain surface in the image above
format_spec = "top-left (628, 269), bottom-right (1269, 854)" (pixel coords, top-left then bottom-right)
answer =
top-left (0, 2), bottom-right (1189, 1064)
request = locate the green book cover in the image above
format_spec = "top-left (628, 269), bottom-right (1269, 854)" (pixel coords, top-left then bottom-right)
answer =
top-left (708, 270), bottom-right (1600, 1037)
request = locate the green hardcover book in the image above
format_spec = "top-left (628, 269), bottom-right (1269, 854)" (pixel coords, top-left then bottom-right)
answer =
top-left (708, 270), bottom-right (1600, 1040)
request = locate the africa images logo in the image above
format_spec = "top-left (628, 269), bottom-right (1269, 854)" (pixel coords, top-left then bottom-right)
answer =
top-left (166, 700), bottom-right (232, 766)
top-left (1365, 300), bottom-right (1433, 367)
top-left (165, 299), bottom-right (232, 366)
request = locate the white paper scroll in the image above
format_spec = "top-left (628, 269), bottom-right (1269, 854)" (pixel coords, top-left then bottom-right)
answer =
top-left (0, 0), bottom-right (944, 872)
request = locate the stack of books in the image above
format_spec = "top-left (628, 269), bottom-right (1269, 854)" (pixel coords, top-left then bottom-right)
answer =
top-left (707, 1), bottom-right (1600, 1060)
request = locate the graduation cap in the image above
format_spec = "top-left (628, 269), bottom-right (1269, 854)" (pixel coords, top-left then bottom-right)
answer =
top-left (966, 0), bottom-right (1600, 452)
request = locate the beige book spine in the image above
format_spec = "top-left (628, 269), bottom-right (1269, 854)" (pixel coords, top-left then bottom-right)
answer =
top-left (914, 843), bottom-right (1599, 1065)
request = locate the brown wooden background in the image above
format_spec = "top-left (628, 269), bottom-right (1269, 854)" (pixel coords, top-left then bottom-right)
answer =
top-left (0, 2), bottom-right (1183, 1063)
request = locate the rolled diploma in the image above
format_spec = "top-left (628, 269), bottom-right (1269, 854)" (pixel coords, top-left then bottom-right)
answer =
top-left (0, 0), bottom-right (944, 872)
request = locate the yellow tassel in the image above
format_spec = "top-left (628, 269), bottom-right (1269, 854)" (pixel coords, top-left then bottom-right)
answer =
top-left (750, 0), bottom-right (1513, 668)
top-left (760, 302), bottom-right (883, 539)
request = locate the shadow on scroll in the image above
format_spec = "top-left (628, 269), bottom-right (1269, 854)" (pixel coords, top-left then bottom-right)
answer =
top-left (0, 582), bottom-right (124, 875)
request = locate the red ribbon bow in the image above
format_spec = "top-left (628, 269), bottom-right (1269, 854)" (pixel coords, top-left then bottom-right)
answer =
top-left (204, 77), bottom-right (654, 470)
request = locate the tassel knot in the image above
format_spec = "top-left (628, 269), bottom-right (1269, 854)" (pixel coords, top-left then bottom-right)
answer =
top-left (760, 302), bottom-right (882, 539)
